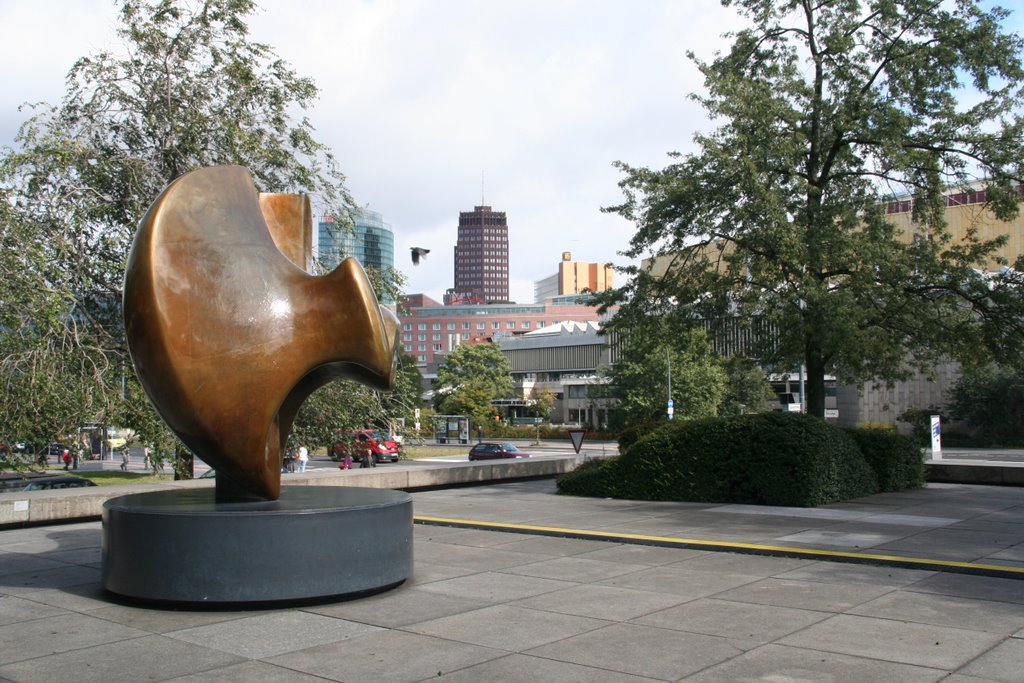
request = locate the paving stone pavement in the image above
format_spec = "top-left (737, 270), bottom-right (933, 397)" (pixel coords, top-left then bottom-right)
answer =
top-left (0, 478), bottom-right (1021, 682)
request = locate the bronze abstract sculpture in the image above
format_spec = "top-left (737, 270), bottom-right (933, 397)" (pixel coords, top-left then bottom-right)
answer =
top-left (124, 165), bottom-right (398, 502)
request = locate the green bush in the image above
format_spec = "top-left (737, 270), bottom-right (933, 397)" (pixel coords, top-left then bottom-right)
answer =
top-left (558, 412), bottom-right (879, 507)
top-left (555, 457), bottom-right (624, 498)
top-left (845, 426), bottom-right (925, 492)
top-left (617, 420), bottom-right (665, 455)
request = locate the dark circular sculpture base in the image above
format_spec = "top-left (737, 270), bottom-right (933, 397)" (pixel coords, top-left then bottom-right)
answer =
top-left (102, 486), bottom-right (413, 606)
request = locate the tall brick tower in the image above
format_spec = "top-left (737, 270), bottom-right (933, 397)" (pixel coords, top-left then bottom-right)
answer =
top-left (449, 205), bottom-right (509, 303)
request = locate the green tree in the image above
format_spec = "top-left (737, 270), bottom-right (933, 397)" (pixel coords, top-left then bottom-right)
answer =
top-left (949, 364), bottom-right (1024, 442)
top-left (603, 0), bottom-right (1024, 418)
top-left (434, 343), bottom-right (514, 426)
top-left (0, 0), bottom-right (374, 464)
top-left (720, 354), bottom-right (777, 416)
top-left (607, 325), bottom-right (726, 429)
top-left (288, 352), bottom-right (423, 452)
top-left (527, 388), bottom-right (557, 420)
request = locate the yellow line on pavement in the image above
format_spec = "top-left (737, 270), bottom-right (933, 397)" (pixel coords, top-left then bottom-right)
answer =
top-left (414, 515), bottom-right (1024, 578)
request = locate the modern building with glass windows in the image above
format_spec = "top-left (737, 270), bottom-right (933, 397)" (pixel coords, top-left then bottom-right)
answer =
top-left (317, 209), bottom-right (395, 273)
top-left (317, 209), bottom-right (395, 303)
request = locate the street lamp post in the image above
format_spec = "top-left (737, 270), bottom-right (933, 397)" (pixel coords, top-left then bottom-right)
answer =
top-left (667, 348), bottom-right (674, 420)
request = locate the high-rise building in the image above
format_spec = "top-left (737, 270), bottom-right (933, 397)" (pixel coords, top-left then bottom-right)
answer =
top-left (449, 205), bottom-right (509, 304)
top-left (317, 209), bottom-right (395, 274)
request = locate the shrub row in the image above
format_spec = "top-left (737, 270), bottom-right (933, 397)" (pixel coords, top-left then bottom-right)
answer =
top-left (558, 412), bottom-right (924, 507)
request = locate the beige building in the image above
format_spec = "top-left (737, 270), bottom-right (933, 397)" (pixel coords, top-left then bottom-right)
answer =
top-left (535, 252), bottom-right (614, 303)
top-left (639, 188), bottom-right (1024, 428)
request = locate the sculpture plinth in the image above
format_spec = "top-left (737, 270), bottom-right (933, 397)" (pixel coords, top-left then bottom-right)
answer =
top-left (103, 487), bottom-right (412, 606)
top-left (104, 166), bottom-right (409, 606)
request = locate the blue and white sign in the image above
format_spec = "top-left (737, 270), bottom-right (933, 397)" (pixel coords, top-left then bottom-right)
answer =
top-left (930, 415), bottom-right (942, 459)
top-left (667, 399), bottom-right (674, 420)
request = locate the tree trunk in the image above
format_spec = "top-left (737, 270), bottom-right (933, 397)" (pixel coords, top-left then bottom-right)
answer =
top-left (804, 341), bottom-right (827, 419)
top-left (174, 444), bottom-right (194, 480)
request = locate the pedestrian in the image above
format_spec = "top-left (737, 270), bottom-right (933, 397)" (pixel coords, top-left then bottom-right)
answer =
top-left (120, 450), bottom-right (130, 471)
top-left (61, 448), bottom-right (71, 471)
top-left (297, 446), bottom-right (309, 472)
top-left (339, 453), bottom-right (353, 470)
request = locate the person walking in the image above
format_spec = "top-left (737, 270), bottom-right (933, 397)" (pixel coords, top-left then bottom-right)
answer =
top-left (61, 448), bottom-right (71, 471)
top-left (120, 450), bottom-right (130, 471)
top-left (297, 446), bottom-right (309, 472)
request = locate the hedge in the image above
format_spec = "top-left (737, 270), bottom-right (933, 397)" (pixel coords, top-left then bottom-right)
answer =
top-left (845, 426), bottom-right (925, 492)
top-left (558, 412), bottom-right (879, 507)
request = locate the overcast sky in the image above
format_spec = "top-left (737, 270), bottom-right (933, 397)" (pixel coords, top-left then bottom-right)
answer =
top-left (3, 1), bottom-right (1019, 303)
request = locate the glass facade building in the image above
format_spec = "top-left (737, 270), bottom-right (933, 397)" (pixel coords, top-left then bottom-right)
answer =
top-left (317, 209), bottom-right (395, 302)
top-left (317, 209), bottom-right (395, 273)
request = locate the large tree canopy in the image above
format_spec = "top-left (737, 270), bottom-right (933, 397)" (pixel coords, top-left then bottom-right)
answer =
top-left (434, 343), bottom-right (514, 427)
top-left (0, 0), bottom-right (380, 460)
top-left (606, 325), bottom-right (727, 429)
top-left (604, 0), bottom-right (1024, 418)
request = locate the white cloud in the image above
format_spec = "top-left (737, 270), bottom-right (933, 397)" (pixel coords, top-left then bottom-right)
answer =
top-left (0, 0), bottom-right (746, 302)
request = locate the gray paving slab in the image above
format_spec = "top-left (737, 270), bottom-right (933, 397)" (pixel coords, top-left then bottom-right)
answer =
top-left (777, 613), bottom-right (1006, 669)
top-left (710, 576), bottom-right (899, 612)
top-left (0, 611), bottom-right (149, 665)
top-left (265, 629), bottom-right (505, 683)
top-left (959, 639), bottom-right (1024, 683)
top-left (594, 563), bottom-right (764, 599)
top-left (162, 660), bottom-right (336, 682)
top-left (683, 643), bottom-right (948, 682)
top-left (523, 622), bottom-right (748, 680)
top-left (512, 583), bottom-right (691, 621)
top-left (307, 586), bottom-right (489, 628)
top-left (165, 610), bottom-right (383, 659)
top-left (411, 570), bottom-right (575, 604)
top-left (630, 596), bottom-right (831, 645)
top-left (404, 603), bottom-right (611, 651)
top-left (847, 590), bottom-right (1024, 634)
top-left (0, 477), bottom-right (1021, 681)
top-left (434, 652), bottom-right (662, 682)
top-left (0, 634), bottom-right (246, 683)
top-left (499, 554), bottom-right (650, 582)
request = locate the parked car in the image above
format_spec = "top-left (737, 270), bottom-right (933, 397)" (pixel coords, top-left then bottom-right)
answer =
top-left (468, 442), bottom-right (531, 461)
top-left (329, 429), bottom-right (401, 465)
top-left (20, 476), bottom-right (97, 491)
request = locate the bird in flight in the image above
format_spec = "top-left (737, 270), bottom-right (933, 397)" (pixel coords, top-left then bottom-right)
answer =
top-left (411, 247), bottom-right (430, 265)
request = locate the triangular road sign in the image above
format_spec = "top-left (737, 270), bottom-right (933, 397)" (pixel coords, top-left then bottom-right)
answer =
top-left (568, 429), bottom-right (587, 454)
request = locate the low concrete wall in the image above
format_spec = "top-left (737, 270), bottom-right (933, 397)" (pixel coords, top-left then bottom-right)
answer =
top-left (926, 461), bottom-right (1024, 486)
top-left (0, 456), bottom-right (587, 528)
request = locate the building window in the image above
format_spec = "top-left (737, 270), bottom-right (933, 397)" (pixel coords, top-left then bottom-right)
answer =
top-left (433, 333), bottom-right (441, 341)
top-left (506, 321), bottom-right (515, 329)
top-left (403, 323), bottom-right (411, 331)
top-left (447, 322), bottom-right (456, 330)
top-left (433, 344), bottom-right (442, 351)
top-left (462, 333), bottom-right (470, 340)
top-left (567, 385), bottom-right (587, 398)
top-left (522, 321), bottom-right (531, 329)
top-left (477, 322), bottom-right (485, 330)
top-left (403, 344), bottom-right (412, 353)
top-left (418, 344), bottom-right (426, 352)
top-left (432, 323), bottom-right (441, 330)
top-left (418, 334), bottom-right (426, 341)
top-left (417, 355), bottom-right (426, 362)
top-left (417, 323), bottom-right (426, 330)
top-left (403, 333), bottom-right (412, 341)
top-left (492, 322), bottom-right (500, 329)
top-left (462, 322), bottom-right (470, 329)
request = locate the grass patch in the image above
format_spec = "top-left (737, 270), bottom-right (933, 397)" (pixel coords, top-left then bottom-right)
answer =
top-left (74, 471), bottom-right (175, 486)
top-left (401, 446), bottom-right (468, 459)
